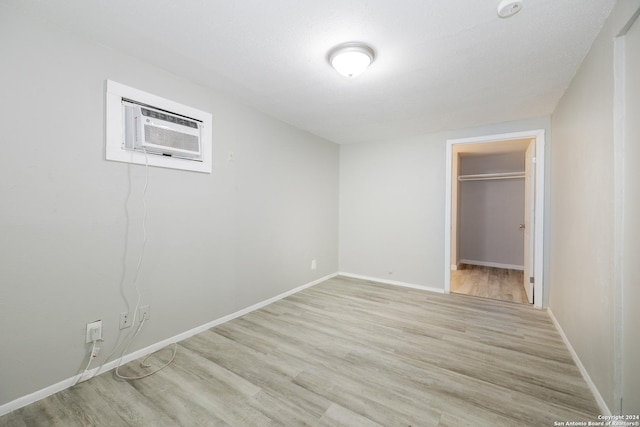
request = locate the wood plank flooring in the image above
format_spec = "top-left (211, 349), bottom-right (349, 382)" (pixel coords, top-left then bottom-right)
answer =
top-left (450, 264), bottom-right (529, 304)
top-left (1, 276), bottom-right (599, 426)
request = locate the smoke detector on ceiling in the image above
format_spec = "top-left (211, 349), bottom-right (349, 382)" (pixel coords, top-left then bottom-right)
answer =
top-left (497, 0), bottom-right (523, 18)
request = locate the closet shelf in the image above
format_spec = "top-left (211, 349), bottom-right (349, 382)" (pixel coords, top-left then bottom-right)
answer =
top-left (458, 171), bottom-right (525, 181)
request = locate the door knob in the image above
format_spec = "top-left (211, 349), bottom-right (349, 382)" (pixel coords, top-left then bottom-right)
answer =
top-left (519, 224), bottom-right (526, 229)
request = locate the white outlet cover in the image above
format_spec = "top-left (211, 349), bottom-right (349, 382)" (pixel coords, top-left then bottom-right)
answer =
top-left (86, 320), bottom-right (102, 343)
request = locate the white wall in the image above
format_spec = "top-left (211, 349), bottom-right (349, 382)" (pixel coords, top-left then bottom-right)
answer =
top-left (550, 0), bottom-right (640, 412)
top-left (459, 153), bottom-right (525, 268)
top-left (0, 7), bottom-right (338, 408)
top-left (339, 116), bottom-right (550, 290)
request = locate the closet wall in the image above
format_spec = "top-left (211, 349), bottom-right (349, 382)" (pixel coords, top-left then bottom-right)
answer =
top-left (459, 152), bottom-right (525, 269)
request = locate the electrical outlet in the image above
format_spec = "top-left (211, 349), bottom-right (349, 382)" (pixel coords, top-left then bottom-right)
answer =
top-left (311, 259), bottom-right (317, 270)
top-left (120, 312), bottom-right (131, 329)
top-left (86, 320), bottom-right (102, 343)
top-left (139, 305), bottom-right (150, 321)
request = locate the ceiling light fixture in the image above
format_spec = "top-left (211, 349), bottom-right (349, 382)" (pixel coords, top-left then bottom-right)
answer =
top-left (328, 42), bottom-right (375, 78)
top-left (497, 0), bottom-right (523, 18)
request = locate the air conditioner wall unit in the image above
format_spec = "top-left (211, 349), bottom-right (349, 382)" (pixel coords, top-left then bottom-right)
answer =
top-left (106, 80), bottom-right (212, 173)
top-left (123, 101), bottom-right (202, 160)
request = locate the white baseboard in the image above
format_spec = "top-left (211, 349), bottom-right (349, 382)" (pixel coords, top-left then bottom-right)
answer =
top-left (0, 272), bottom-right (338, 417)
top-left (547, 308), bottom-right (611, 416)
top-left (338, 272), bottom-right (444, 294)
top-left (459, 259), bottom-right (524, 271)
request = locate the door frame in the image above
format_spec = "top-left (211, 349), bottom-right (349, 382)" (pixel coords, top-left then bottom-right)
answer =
top-left (524, 140), bottom-right (535, 303)
top-left (444, 129), bottom-right (546, 308)
top-left (613, 6), bottom-right (640, 413)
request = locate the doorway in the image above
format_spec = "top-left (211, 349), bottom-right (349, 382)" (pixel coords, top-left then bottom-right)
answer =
top-left (444, 130), bottom-right (546, 308)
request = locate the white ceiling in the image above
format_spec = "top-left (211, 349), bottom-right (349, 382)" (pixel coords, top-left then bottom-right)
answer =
top-left (3, 0), bottom-right (616, 144)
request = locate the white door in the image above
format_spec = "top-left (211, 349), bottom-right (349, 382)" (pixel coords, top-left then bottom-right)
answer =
top-left (523, 140), bottom-right (535, 304)
top-left (622, 11), bottom-right (640, 414)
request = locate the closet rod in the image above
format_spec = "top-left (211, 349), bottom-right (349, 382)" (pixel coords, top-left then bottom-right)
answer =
top-left (458, 171), bottom-right (525, 182)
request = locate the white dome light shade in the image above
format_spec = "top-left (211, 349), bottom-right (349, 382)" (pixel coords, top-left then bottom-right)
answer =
top-left (328, 43), bottom-right (375, 78)
top-left (497, 0), bottom-right (523, 18)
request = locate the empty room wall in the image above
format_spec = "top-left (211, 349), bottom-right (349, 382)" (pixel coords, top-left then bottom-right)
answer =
top-left (0, 6), bottom-right (339, 408)
top-left (459, 153), bottom-right (525, 268)
top-left (339, 116), bottom-right (550, 290)
top-left (550, 0), bottom-right (640, 412)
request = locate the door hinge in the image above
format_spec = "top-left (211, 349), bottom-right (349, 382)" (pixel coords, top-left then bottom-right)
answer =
top-left (529, 277), bottom-right (534, 284)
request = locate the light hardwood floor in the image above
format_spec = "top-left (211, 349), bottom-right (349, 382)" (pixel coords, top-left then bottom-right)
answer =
top-left (1, 276), bottom-right (599, 426)
top-left (450, 264), bottom-right (529, 304)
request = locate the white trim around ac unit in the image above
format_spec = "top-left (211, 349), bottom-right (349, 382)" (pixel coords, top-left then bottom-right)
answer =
top-left (105, 80), bottom-right (213, 174)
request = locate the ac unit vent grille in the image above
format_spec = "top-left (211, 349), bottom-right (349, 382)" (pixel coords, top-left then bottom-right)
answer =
top-left (140, 107), bottom-right (198, 129)
top-left (144, 125), bottom-right (200, 154)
